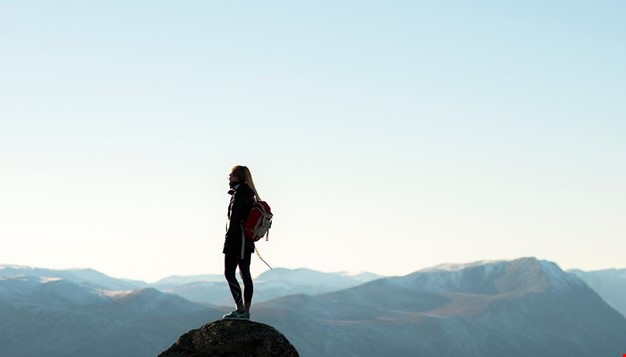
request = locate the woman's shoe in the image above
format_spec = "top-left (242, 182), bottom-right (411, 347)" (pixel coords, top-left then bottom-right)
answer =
top-left (223, 309), bottom-right (250, 320)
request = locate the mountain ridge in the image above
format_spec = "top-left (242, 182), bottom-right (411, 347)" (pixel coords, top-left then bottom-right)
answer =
top-left (253, 257), bottom-right (626, 356)
top-left (2, 257), bottom-right (626, 356)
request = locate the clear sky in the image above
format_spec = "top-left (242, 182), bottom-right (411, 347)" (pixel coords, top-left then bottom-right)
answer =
top-left (1, 1), bottom-right (625, 282)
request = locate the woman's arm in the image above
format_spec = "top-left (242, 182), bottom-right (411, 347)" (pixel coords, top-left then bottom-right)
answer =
top-left (226, 192), bottom-right (248, 240)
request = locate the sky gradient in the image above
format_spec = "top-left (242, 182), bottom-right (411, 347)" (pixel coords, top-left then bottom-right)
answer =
top-left (1, 1), bottom-right (625, 282)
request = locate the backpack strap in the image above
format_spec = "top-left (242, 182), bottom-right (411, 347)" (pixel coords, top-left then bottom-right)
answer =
top-left (240, 223), bottom-right (245, 260)
top-left (255, 246), bottom-right (272, 269)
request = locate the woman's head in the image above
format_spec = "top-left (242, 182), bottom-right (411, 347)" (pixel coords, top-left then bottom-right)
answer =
top-left (229, 165), bottom-right (261, 200)
top-left (228, 165), bottom-right (247, 183)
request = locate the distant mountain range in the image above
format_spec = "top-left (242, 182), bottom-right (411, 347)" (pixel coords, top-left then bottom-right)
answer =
top-left (1, 258), bottom-right (625, 357)
top-left (0, 265), bottom-right (148, 291)
top-left (255, 258), bottom-right (626, 357)
top-left (569, 268), bottom-right (626, 317)
top-left (156, 267), bottom-right (383, 306)
top-left (0, 265), bottom-right (382, 306)
top-left (0, 275), bottom-right (219, 357)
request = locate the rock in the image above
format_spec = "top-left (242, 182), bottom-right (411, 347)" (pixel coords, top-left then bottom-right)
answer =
top-left (159, 319), bottom-right (299, 357)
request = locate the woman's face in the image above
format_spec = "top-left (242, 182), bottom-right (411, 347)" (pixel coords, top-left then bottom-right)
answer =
top-left (228, 170), bottom-right (240, 183)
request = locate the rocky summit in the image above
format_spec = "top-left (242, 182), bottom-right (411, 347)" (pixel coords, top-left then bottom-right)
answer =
top-left (159, 319), bottom-right (299, 357)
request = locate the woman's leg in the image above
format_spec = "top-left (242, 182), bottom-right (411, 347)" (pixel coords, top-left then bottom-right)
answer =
top-left (224, 253), bottom-right (244, 310)
top-left (238, 251), bottom-right (253, 310)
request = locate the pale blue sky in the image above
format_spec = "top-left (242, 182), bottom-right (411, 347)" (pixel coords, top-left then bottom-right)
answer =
top-left (1, 1), bottom-right (625, 282)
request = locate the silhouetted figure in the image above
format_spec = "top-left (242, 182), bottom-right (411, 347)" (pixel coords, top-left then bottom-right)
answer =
top-left (222, 165), bottom-right (261, 320)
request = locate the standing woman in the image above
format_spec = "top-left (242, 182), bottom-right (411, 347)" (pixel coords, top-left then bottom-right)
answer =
top-left (223, 165), bottom-right (260, 320)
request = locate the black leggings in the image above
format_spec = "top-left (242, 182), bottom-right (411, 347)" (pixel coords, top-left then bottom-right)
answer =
top-left (224, 251), bottom-right (253, 310)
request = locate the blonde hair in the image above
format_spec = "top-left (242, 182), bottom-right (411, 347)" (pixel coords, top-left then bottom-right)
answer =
top-left (231, 165), bottom-right (261, 201)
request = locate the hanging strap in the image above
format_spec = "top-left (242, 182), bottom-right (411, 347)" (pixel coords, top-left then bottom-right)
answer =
top-left (240, 223), bottom-right (245, 260)
top-left (241, 227), bottom-right (272, 269)
top-left (255, 246), bottom-right (273, 269)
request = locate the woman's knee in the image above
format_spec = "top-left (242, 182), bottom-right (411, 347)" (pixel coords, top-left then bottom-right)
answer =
top-left (239, 270), bottom-right (252, 283)
top-left (224, 267), bottom-right (237, 281)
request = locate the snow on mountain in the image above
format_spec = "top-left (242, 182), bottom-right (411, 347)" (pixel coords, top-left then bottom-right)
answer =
top-left (421, 259), bottom-right (505, 272)
top-left (392, 257), bottom-right (583, 296)
top-left (537, 259), bottom-right (586, 291)
top-left (0, 275), bottom-right (109, 312)
top-left (257, 257), bottom-right (626, 357)
top-left (337, 270), bottom-right (383, 282)
top-left (151, 274), bottom-right (224, 288)
top-left (0, 274), bottom-right (222, 357)
top-left (0, 264), bottom-right (147, 291)
top-left (152, 267), bottom-right (382, 306)
top-left (108, 287), bottom-right (209, 315)
top-left (2, 258), bottom-right (626, 356)
top-left (1, 264), bottom-right (382, 307)
top-left (256, 267), bottom-right (377, 286)
top-left (354, 272), bottom-right (383, 281)
top-left (0, 276), bottom-right (44, 298)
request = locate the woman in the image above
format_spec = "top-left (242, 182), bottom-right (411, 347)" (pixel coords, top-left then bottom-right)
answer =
top-left (222, 165), bottom-right (260, 320)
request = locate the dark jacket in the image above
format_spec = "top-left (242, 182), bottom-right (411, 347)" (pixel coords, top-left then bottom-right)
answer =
top-left (223, 182), bottom-right (256, 256)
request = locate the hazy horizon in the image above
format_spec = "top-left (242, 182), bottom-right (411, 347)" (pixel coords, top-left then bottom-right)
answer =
top-left (2, 255), bottom-right (624, 284)
top-left (2, 1), bottom-right (625, 282)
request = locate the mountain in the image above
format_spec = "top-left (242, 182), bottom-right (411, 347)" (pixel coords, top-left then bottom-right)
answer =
top-left (154, 281), bottom-right (229, 306)
top-left (569, 268), bottom-right (626, 317)
top-left (151, 274), bottom-right (224, 289)
top-left (252, 257), bottom-right (626, 357)
top-left (254, 267), bottom-right (382, 301)
top-left (344, 271), bottom-right (382, 282)
top-left (0, 264), bottom-right (148, 290)
top-left (0, 275), bottom-right (222, 357)
top-left (158, 268), bottom-right (382, 305)
top-left (1, 265), bottom-right (381, 307)
top-left (257, 267), bottom-right (381, 287)
top-left (4, 259), bottom-right (625, 357)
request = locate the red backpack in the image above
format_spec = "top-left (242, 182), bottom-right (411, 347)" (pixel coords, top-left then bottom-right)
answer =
top-left (242, 201), bottom-right (273, 242)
